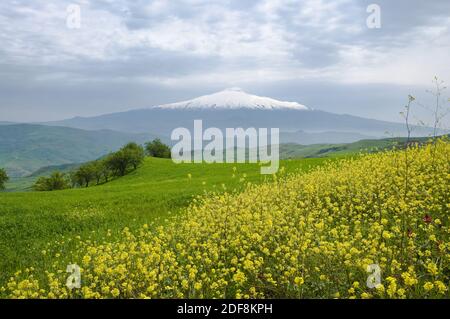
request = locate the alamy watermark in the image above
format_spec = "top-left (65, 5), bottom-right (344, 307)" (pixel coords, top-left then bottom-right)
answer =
top-left (366, 264), bottom-right (382, 289)
top-left (171, 120), bottom-right (279, 174)
top-left (66, 264), bottom-right (81, 289)
top-left (66, 4), bottom-right (81, 29)
top-left (65, 4), bottom-right (380, 30)
top-left (366, 4), bottom-right (381, 29)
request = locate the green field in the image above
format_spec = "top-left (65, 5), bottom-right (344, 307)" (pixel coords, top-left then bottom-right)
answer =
top-left (0, 157), bottom-right (329, 287)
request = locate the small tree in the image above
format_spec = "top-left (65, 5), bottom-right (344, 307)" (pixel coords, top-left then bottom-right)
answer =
top-left (34, 172), bottom-right (71, 191)
top-left (89, 161), bottom-right (104, 185)
top-left (69, 171), bottom-right (79, 188)
top-left (106, 143), bottom-right (145, 176)
top-left (106, 150), bottom-right (129, 177)
top-left (74, 163), bottom-right (96, 187)
top-left (124, 142), bottom-right (145, 170)
top-left (0, 168), bottom-right (9, 190)
top-left (89, 160), bottom-right (111, 184)
top-left (98, 159), bottom-right (111, 183)
top-left (145, 139), bottom-right (171, 158)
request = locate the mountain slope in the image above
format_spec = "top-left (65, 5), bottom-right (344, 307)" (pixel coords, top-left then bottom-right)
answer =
top-left (49, 108), bottom-right (434, 140)
top-left (48, 89), bottom-right (439, 141)
top-left (0, 124), bottom-right (156, 177)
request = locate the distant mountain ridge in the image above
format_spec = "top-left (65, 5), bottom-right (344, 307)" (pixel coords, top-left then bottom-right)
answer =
top-left (47, 89), bottom-right (441, 140)
top-left (2, 90), bottom-right (445, 179)
top-left (49, 107), bottom-right (436, 138)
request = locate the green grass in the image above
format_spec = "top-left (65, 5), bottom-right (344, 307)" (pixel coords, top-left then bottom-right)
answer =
top-left (0, 157), bottom-right (330, 286)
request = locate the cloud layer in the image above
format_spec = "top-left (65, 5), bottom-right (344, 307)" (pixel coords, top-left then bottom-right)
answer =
top-left (0, 0), bottom-right (449, 125)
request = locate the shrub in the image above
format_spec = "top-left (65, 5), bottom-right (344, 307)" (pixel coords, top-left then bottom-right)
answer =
top-left (145, 139), bottom-right (171, 158)
top-left (33, 172), bottom-right (71, 191)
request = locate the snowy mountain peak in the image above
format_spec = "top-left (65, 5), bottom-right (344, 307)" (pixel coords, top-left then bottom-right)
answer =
top-left (154, 89), bottom-right (309, 110)
top-left (224, 87), bottom-right (245, 92)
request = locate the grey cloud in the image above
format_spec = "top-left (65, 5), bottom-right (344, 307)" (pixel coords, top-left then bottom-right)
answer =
top-left (0, 0), bottom-right (449, 124)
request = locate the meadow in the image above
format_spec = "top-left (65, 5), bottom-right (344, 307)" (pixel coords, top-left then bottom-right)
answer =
top-left (0, 157), bottom-right (327, 290)
top-left (1, 139), bottom-right (448, 299)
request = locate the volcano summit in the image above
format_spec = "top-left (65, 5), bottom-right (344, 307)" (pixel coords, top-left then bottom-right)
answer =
top-left (48, 89), bottom-right (437, 144)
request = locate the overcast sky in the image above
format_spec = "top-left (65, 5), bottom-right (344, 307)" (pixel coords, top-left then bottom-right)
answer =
top-left (0, 0), bottom-right (449, 126)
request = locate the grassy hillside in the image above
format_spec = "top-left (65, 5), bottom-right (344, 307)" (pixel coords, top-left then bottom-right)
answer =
top-left (4, 136), bottom-right (438, 192)
top-left (280, 130), bottom-right (375, 144)
top-left (279, 136), bottom-right (440, 159)
top-left (0, 124), bottom-right (156, 177)
top-left (3, 140), bottom-right (448, 299)
top-left (0, 156), bottom-right (329, 287)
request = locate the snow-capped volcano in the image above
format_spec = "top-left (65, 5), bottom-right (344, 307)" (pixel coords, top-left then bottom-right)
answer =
top-left (155, 88), bottom-right (309, 110)
top-left (50, 88), bottom-right (434, 144)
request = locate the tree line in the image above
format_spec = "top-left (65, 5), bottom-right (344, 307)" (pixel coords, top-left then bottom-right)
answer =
top-left (0, 139), bottom-right (171, 192)
top-left (33, 142), bottom-right (144, 191)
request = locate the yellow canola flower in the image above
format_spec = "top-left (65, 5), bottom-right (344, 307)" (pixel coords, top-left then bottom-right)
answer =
top-left (294, 277), bottom-right (304, 286)
top-left (423, 282), bottom-right (434, 291)
top-left (434, 281), bottom-right (447, 295)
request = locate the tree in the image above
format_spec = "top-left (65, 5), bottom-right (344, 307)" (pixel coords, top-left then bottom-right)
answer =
top-left (74, 163), bottom-right (96, 187)
top-left (69, 171), bottom-right (79, 188)
top-left (124, 142), bottom-right (145, 170)
top-left (145, 139), bottom-right (171, 158)
top-left (0, 168), bottom-right (9, 190)
top-left (106, 143), bottom-right (145, 176)
top-left (89, 161), bottom-right (104, 185)
top-left (34, 172), bottom-right (71, 191)
top-left (89, 160), bottom-right (111, 184)
top-left (105, 150), bottom-right (129, 177)
top-left (98, 159), bottom-right (111, 183)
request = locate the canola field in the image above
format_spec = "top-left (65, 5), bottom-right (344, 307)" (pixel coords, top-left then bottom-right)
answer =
top-left (3, 140), bottom-right (449, 299)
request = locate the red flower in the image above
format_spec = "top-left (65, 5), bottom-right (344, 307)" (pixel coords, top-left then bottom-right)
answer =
top-left (423, 214), bottom-right (432, 224)
top-left (407, 228), bottom-right (413, 238)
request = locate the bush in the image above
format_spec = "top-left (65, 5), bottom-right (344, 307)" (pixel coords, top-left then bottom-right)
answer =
top-left (145, 139), bottom-right (171, 158)
top-left (33, 172), bottom-right (71, 191)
